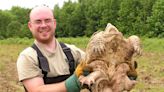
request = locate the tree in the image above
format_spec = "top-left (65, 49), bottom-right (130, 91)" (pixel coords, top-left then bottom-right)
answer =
top-left (80, 0), bottom-right (101, 36)
top-left (117, 0), bottom-right (142, 35)
top-left (54, 5), bottom-right (63, 37)
top-left (138, 0), bottom-right (157, 36)
top-left (99, 0), bottom-right (121, 29)
top-left (0, 10), bottom-right (16, 39)
top-left (6, 21), bottom-right (22, 37)
top-left (10, 6), bottom-right (30, 24)
top-left (67, 3), bottom-right (86, 37)
top-left (55, 0), bottom-right (83, 37)
top-left (20, 24), bottom-right (32, 38)
top-left (147, 0), bottom-right (164, 37)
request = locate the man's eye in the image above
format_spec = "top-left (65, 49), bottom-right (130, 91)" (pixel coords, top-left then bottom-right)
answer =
top-left (35, 20), bottom-right (42, 24)
top-left (45, 19), bottom-right (52, 23)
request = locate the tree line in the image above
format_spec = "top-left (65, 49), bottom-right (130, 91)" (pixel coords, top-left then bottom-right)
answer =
top-left (0, 0), bottom-right (163, 39)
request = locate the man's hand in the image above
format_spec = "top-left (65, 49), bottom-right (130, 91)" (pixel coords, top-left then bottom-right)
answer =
top-left (65, 74), bottom-right (81, 92)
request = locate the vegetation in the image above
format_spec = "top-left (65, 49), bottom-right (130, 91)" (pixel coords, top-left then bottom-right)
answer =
top-left (0, 0), bottom-right (163, 39)
top-left (0, 37), bottom-right (164, 92)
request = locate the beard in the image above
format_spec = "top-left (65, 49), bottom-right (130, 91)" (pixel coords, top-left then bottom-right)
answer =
top-left (34, 30), bottom-right (55, 44)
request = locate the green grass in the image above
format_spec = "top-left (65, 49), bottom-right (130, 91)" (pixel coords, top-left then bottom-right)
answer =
top-left (0, 37), bottom-right (164, 92)
top-left (1, 37), bottom-right (164, 52)
top-left (0, 37), bottom-right (34, 45)
top-left (0, 37), bottom-right (89, 49)
top-left (57, 37), bottom-right (89, 49)
top-left (142, 37), bottom-right (164, 53)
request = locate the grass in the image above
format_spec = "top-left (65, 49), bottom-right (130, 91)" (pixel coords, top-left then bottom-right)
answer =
top-left (0, 44), bottom-right (28, 92)
top-left (141, 37), bottom-right (164, 52)
top-left (58, 37), bottom-right (89, 49)
top-left (0, 37), bottom-right (164, 92)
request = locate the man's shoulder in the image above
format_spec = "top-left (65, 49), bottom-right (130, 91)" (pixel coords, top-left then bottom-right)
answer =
top-left (62, 43), bottom-right (85, 59)
top-left (17, 46), bottom-right (38, 67)
top-left (20, 46), bottom-right (37, 56)
top-left (63, 43), bottom-right (78, 50)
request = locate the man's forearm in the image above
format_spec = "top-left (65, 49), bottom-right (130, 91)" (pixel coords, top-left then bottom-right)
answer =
top-left (23, 74), bottom-right (81, 92)
top-left (25, 81), bottom-right (67, 92)
top-left (34, 82), bottom-right (67, 92)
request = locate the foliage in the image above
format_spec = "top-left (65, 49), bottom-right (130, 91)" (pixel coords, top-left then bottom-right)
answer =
top-left (0, 10), bottom-right (16, 39)
top-left (10, 6), bottom-right (30, 24)
top-left (0, 0), bottom-right (164, 38)
top-left (146, 0), bottom-right (164, 37)
top-left (20, 24), bottom-right (32, 38)
top-left (116, 0), bottom-right (143, 35)
top-left (57, 37), bottom-right (89, 49)
top-left (0, 37), bottom-right (33, 45)
top-left (6, 21), bottom-right (22, 37)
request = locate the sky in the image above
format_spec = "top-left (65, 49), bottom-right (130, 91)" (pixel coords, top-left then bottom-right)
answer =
top-left (0, 0), bottom-right (77, 10)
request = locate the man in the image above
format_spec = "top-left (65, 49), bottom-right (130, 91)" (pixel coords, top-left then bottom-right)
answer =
top-left (17, 5), bottom-right (85, 92)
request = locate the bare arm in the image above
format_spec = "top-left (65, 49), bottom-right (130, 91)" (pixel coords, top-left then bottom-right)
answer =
top-left (23, 77), bottom-right (67, 92)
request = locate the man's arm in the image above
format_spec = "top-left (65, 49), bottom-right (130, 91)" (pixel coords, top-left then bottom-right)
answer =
top-left (23, 74), bottom-right (81, 92)
top-left (23, 77), bottom-right (67, 92)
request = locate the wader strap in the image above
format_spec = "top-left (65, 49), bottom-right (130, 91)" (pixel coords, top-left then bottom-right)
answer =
top-left (59, 42), bottom-right (75, 75)
top-left (24, 43), bottom-right (75, 91)
top-left (31, 44), bottom-right (50, 79)
top-left (44, 74), bottom-right (71, 84)
top-left (31, 42), bottom-right (75, 80)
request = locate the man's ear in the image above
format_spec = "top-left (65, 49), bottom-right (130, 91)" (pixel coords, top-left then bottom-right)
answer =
top-left (53, 19), bottom-right (57, 29)
top-left (28, 21), bottom-right (32, 32)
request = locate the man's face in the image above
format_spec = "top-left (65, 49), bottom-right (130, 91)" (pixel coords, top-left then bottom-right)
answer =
top-left (28, 7), bottom-right (56, 43)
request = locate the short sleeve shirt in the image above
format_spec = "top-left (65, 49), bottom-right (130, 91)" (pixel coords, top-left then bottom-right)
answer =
top-left (17, 39), bottom-right (85, 81)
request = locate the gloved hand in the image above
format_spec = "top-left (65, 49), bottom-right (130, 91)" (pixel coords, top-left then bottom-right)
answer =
top-left (65, 74), bottom-right (81, 92)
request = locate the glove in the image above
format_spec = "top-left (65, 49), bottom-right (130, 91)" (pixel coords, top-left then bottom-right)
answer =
top-left (65, 74), bottom-right (81, 92)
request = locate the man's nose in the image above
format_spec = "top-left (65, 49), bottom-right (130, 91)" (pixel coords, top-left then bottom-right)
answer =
top-left (40, 21), bottom-right (47, 27)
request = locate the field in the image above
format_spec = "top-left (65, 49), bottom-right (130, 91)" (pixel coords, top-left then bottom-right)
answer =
top-left (0, 37), bottom-right (164, 92)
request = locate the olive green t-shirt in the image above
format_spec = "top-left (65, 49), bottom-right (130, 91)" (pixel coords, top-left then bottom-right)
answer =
top-left (17, 40), bottom-right (85, 81)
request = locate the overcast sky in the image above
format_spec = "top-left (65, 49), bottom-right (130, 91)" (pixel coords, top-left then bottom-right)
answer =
top-left (0, 0), bottom-right (77, 10)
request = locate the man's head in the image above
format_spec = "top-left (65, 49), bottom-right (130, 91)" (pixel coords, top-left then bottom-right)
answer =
top-left (28, 5), bottom-right (56, 43)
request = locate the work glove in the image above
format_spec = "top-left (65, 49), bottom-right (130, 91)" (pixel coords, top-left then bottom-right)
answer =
top-left (65, 61), bottom-right (91, 92)
top-left (65, 74), bottom-right (81, 92)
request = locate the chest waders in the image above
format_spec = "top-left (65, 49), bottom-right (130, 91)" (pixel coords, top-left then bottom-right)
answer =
top-left (24, 42), bottom-right (75, 91)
